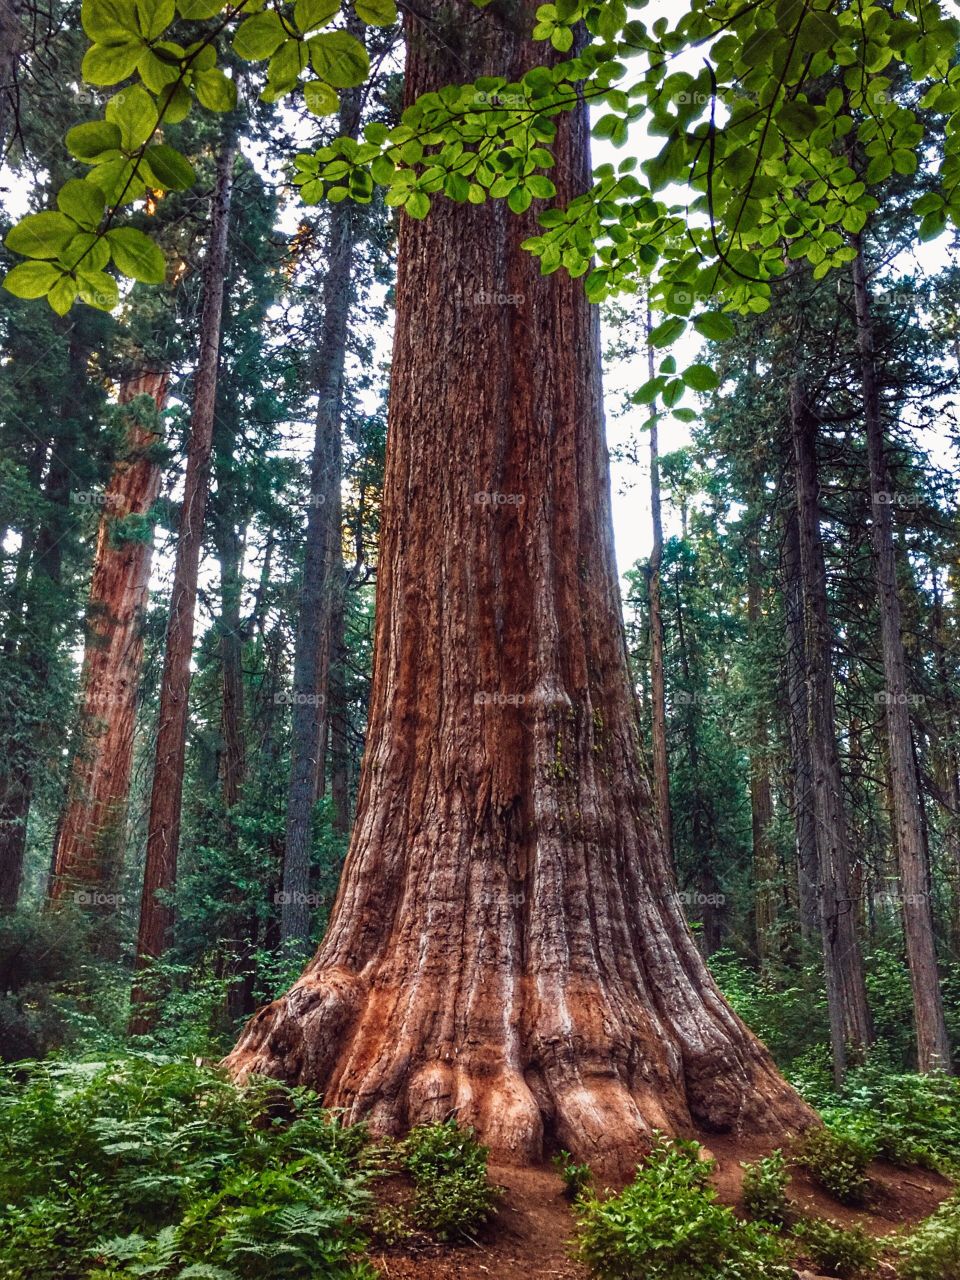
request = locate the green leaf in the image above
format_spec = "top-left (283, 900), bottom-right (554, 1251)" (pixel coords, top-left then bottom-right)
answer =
top-left (693, 312), bottom-right (735, 342)
top-left (355, 0), bottom-right (396, 24)
top-left (66, 120), bottom-right (123, 161)
top-left (3, 261), bottom-right (62, 299)
top-left (648, 316), bottom-right (686, 346)
top-left (138, 45), bottom-right (182, 90)
top-left (135, 0), bottom-right (174, 39)
top-left (107, 226), bottom-right (166, 282)
top-left (294, 0), bottom-right (338, 31)
top-left (61, 231), bottom-right (112, 271)
top-left (177, 0), bottom-right (226, 15)
top-left (777, 102), bottom-right (819, 139)
top-left (508, 185), bottom-right (532, 214)
top-left (194, 68), bottom-right (237, 111)
top-left (682, 362), bottom-right (719, 391)
top-left (405, 190), bottom-right (430, 219)
top-left (83, 38), bottom-right (143, 85)
top-left (57, 179), bottom-right (107, 230)
top-left (157, 80), bottom-right (191, 123)
top-left (48, 274), bottom-right (78, 315)
top-left (661, 377), bottom-right (685, 408)
top-left (6, 211), bottom-right (76, 260)
top-left (77, 269), bottom-right (120, 309)
top-left (233, 10), bottom-right (286, 59)
top-left (144, 144), bottom-right (196, 189)
top-left (106, 83), bottom-right (157, 149)
top-left (81, 0), bottom-right (138, 42)
top-left (308, 31), bottom-right (370, 87)
top-left (304, 78), bottom-right (338, 115)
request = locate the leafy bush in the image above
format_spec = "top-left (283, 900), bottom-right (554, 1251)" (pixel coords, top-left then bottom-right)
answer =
top-left (741, 1150), bottom-right (790, 1225)
top-left (819, 1068), bottom-right (960, 1172)
top-left (0, 1055), bottom-right (374, 1280)
top-left (553, 1149), bottom-right (593, 1200)
top-left (898, 1193), bottom-right (960, 1280)
top-left (792, 1216), bottom-right (880, 1279)
top-left (793, 1126), bottom-right (875, 1205)
top-left (401, 1120), bottom-right (500, 1240)
top-left (572, 1134), bottom-right (792, 1279)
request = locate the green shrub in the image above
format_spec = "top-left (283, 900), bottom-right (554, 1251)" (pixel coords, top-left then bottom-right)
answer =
top-left (572, 1134), bottom-right (792, 1279)
top-left (0, 1055), bottom-right (374, 1280)
top-left (898, 1193), bottom-right (960, 1280)
top-left (793, 1126), bottom-right (875, 1205)
top-left (401, 1120), bottom-right (500, 1241)
top-left (792, 1216), bottom-right (879, 1279)
top-left (552, 1149), bottom-right (593, 1200)
top-left (741, 1150), bottom-right (790, 1225)
top-left (820, 1068), bottom-right (960, 1172)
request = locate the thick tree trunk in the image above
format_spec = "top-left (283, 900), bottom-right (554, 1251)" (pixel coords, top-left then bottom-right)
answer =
top-left (281, 84), bottom-right (360, 951)
top-left (225, 3), bottom-right (813, 1171)
top-left (130, 136), bottom-right (236, 1028)
top-left (646, 302), bottom-right (672, 858)
top-left (328, 553), bottom-right (352, 837)
top-left (851, 240), bottom-right (951, 1072)
top-left (790, 378), bottom-right (872, 1081)
top-left (50, 371), bottom-right (169, 907)
top-left (781, 506), bottom-right (820, 943)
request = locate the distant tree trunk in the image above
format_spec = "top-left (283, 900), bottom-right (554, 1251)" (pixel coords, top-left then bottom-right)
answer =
top-left (791, 377), bottom-right (872, 1082)
top-left (328, 555), bottom-right (351, 837)
top-left (781, 505), bottom-right (819, 942)
top-left (0, 0), bottom-right (22, 154)
top-left (646, 302), bottom-right (672, 858)
top-left (130, 136), bottom-right (236, 1030)
top-left (281, 84), bottom-right (359, 951)
top-left (747, 532), bottom-right (777, 961)
top-left (851, 239), bottom-right (951, 1072)
top-left (0, 327), bottom-right (84, 907)
top-left (225, 0), bottom-right (813, 1169)
top-left (50, 370), bottom-right (169, 910)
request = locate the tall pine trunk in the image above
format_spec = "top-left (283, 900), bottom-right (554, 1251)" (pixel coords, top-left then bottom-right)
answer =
top-left (851, 239), bottom-right (950, 1071)
top-left (281, 84), bottom-right (359, 950)
top-left (130, 135), bottom-right (236, 1028)
top-left (225, 1), bottom-right (812, 1169)
top-left (790, 377), bottom-right (872, 1081)
top-left (747, 532), bottom-right (776, 961)
top-left (50, 370), bottom-right (169, 907)
top-left (645, 303), bottom-right (671, 858)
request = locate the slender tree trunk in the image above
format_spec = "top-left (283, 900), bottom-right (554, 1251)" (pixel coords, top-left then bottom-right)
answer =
top-left (50, 371), bottom-right (169, 908)
top-left (791, 378), bottom-right (872, 1082)
top-left (0, 0), bottom-right (23, 154)
top-left (851, 239), bottom-right (951, 1072)
top-left (130, 136), bottom-right (236, 1028)
top-left (782, 506), bottom-right (820, 943)
top-left (747, 532), bottom-right (776, 961)
top-left (225, 1), bottom-right (813, 1171)
top-left (646, 302), bottom-right (672, 858)
top-left (328, 556), bottom-right (352, 837)
top-left (281, 84), bottom-right (359, 950)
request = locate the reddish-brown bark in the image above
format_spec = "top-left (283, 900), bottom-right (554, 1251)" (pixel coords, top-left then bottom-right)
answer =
top-left (225, 3), bottom-right (813, 1170)
top-left (130, 136), bottom-right (236, 1028)
top-left (645, 302), bottom-right (672, 860)
top-left (50, 371), bottom-right (169, 904)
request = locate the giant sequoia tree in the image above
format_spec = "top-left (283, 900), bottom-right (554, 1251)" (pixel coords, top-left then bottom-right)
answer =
top-left (225, 2), bottom-right (812, 1168)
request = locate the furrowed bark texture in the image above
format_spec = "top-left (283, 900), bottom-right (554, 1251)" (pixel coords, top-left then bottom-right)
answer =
top-left (51, 371), bottom-right (169, 903)
top-left (226, 3), bottom-right (813, 1170)
top-left (851, 240), bottom-right (951, 1072)
top-left (790, 377), bottom-right (873, 1080)
top-left (645, 303), bottom-right (672, 860)
top-left (131, 137), bottom-right (235, 1024)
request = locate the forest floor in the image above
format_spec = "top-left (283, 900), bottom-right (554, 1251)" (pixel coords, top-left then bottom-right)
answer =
top-left (370, 1142), bottom-right (953, 1280)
